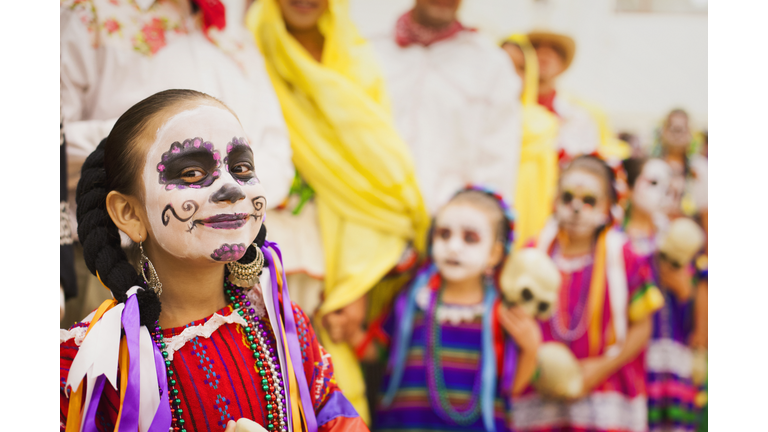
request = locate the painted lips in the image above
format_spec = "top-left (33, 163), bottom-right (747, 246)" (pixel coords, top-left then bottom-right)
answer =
top-left (199, 213), bottom-right (249, 229)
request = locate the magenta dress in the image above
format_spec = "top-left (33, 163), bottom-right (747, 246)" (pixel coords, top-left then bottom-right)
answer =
top-left (511, 237), bottom-right (660, 432)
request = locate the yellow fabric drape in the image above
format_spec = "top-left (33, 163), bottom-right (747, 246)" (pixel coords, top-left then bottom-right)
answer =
top-left (503, 34), bottom-right (560, 249)
top-left (247, 0), bottom-right (429, 422)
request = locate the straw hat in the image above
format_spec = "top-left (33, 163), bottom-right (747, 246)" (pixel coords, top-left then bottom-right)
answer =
top-left (527, 30), bottom-right (576, 72)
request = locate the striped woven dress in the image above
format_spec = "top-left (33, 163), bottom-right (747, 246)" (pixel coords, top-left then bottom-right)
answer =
top-left (374, 284), bottom-right (510, 432)
top-left (637, 236), bottom-right (702, 432)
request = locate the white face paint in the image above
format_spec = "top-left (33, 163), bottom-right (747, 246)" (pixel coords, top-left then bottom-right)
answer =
top-left (632, 159), bottom-right (673, 216)
top-left (555, 170), bottom-right (609, 239)
top-left (142, 105), bottom-right (266, 262)
top-left (432, 203), bottom-right (497, 282)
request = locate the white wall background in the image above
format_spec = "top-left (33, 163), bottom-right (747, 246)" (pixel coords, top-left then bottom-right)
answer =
top-left (350, 0), bottom-right (707, 147)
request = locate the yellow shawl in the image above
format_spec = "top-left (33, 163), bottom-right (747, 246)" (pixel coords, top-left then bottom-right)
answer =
top-left (503, 34), bottom-right (560, 249)
top-left (247, 0), bottom-right (429, 422)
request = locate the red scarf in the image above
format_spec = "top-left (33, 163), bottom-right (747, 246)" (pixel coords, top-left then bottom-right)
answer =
top-left (191, 0), bottom-right (226, 33)
top-left (395, 9), bottom-right (470, 48)
top-left (538, 90), bottom-right (558, 115)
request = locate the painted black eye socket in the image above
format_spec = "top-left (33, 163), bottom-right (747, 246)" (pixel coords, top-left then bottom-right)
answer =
top-left (227, 143), bottom-right (256, 182)
top-left (582, 195), bottom-right (597, 206)
top-left (158, 139), bottom-right (220, 189)
top-left (537, 302), bottom-right (550, 313)
top-left (180, 167), bottom-right (208, 183)
top-left (521, 288), bottom-right (533, 302)
top-left (659, 252), bottom-right (683, 269)
top-left (561, 192), bottom-right (574, 204)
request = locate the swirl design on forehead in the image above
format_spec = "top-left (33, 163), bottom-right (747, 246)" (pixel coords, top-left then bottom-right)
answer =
top-left (156, 137), bottom-right (222, 190)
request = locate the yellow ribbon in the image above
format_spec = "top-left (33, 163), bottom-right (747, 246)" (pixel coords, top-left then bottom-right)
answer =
top-left (65, 297), bottom-right (118, 431)
top-left (113, 336), bottom-right (131, 432)
top-left (588, 230), bottom-right (608, 357)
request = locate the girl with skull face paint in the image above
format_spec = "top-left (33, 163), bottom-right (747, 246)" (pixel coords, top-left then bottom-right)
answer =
top-left (510, 155), bottom-right (664, 432)
top-left (60, 90), bottom-right (369, 432)
top-left (623, 157), bottom-right (707, 432)
top-left (364, 186), bottom-right (541, 432)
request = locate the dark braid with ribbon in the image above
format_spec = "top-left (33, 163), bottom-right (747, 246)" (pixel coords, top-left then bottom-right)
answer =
top-left (76, 138), bottom-right (160, 326)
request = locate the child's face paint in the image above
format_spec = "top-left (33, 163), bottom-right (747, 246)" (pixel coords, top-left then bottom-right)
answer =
top-left (555, 170), bottom-right (609, 239)
top-left (142, 105), bottom-right (266, 262)
top-left (432, 203), bottom-right (496, 282)
top-left (632, 159), bottom-right (673, 216)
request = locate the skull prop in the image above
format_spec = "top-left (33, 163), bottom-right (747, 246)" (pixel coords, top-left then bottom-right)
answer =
top-left (499, 248), bottom-right (562, 320)
top-left (534, 342), bottom-right (584, 399)
top-left (235, 418), bottom-right (268, 432)
top-left (658, 218), bottom-right (705, 267)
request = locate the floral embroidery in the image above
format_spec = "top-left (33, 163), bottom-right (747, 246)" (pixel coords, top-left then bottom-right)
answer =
top-left (133, 17), bottom-right (168, 55)
top-left (63, 0), bottom-right (248, 64)
top-left (103, 18), bottom-right (121, 34)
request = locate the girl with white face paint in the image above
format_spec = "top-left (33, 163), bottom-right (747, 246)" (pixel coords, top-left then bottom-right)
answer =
top-left (61, 90), bottom-right (369, 432)
top-left (510, 156), bottom-right (665, 432)
top-left (622, 157), bottom-right (707, 432)
top-left (364, 187), bottom-right (542, 432)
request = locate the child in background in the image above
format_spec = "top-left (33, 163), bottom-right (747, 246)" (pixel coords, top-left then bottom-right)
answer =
top-left (512, 155), bottom-right (664, 432)
top-left (354, 186), bottom-right (541, 432)
top-left (623, 157), bottom-right (703, 431)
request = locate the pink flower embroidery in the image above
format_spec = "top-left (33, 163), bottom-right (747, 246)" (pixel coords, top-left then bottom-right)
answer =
top-left (108, 0), bottom-right (119, 4)
top-left (141, 17), bottom-right (167, 55)
top-left (104, 18), bottom-right (120, 34)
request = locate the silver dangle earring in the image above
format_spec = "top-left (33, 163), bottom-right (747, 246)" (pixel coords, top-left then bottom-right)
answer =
top-left (227, 243), bottom-right (265, 288)
top-left (138, 236), bottom-right (163, 296)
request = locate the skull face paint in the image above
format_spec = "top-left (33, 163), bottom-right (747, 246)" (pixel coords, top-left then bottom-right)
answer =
top-left (432, 203), bottom-right (497, 282)
top-left (555, 170), bottom-right (609, 239)
top-left (143, 105), bottom-right (266, 262)
top-left (632, 159), bottom-right (673, 216)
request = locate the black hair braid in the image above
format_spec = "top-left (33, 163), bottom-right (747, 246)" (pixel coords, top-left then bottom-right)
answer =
top-left (233, 224), bottom-right (268, 266)
top-left (76, 138), bottom-right (161, 326)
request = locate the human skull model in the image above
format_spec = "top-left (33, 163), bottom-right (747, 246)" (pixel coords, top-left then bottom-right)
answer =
top-left (235, 418), bottom-right (268, 432)
top-left (499, 248), bottom-right (562, 320)
top-left (658, 218), bottom-right (705, 267)
top-left (534, 342), bottom-right (584, 399)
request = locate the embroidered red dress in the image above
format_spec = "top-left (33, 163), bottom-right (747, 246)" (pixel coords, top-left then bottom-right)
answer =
top-left (60, 301), bottom-right (367, 431)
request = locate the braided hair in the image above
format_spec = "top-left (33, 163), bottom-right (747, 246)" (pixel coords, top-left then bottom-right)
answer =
top-left (75, 89), bottom-right (261, 327)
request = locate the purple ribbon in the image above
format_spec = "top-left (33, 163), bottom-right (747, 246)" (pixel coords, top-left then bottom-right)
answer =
top-left (501, 337), bottom-right (518, 399)
top-left (263, 241), bottom-right (318, 432)
top-left (118, 293), bottom-right (141, 431)
top-left (81, 375), bottom-right (106, 432)
top-left (148, 337), bottom-right (172, 432)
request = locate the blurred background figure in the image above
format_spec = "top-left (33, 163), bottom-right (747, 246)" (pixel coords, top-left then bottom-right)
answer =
top-left (60, 0), bottom-right (292, 327)
top-left (247, 0), bottom-right (429, 423)
top-left (529, 30), bottom-right (630, 161)
top-left (511, 156), bottom-right (663, 432)
top-left (619, 131), bottom-right (647, 158)
top-left (60, 109), bottom-right (76, 324)
top-left (501, 34), bottom-right (559, 250)
top-left (368, 0), bottom-right (523, 215)
top-left (622, 157), bottom-right (706, 432)
top-left (653, 109), bottom-right (708, 229)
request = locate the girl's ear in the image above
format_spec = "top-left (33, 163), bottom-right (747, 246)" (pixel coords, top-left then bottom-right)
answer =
top-left (487, 241), bottom-right (505, 269)
top-left (106, 190), bottom-right (148, 243)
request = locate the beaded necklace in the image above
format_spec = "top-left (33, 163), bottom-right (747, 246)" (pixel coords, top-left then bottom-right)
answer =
top-left (150, 280), bottom-right (288, 432)
top-left (550, 260), bottom-right (594, 343)
top-left (425, 286), bottom-right (483, 426)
